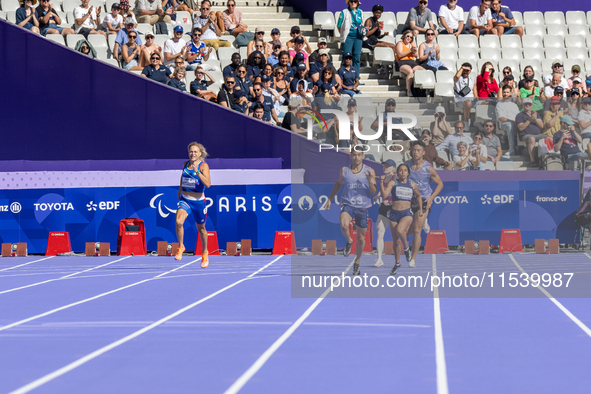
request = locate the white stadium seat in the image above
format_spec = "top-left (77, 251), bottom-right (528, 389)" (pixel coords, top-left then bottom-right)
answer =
top-left (486, 49), bottom-right (501, 62)
top-left (135, 23), bottom-right (153, 35)
top-left (566, 35), bottom-right (586, 48)
top-left (87, 34), bottom-right (107, 48)
top-left (458, 35), bottom-right (478, 49)
top-left (548, 49), bottom-right (566, 62)
top-left (439, 57), bottom-right (457, 70)
top-left (496, 161), bottom-right (516, 170)
top-left (217, 47), bottom-right (235, 61)
top-left (501, 48), bottom-right (522, 61)
top-left (154, 34), bottom-right (168, 48)
top-left (544, 11), bottom-right (565, 25)
top-left (435, 70), bottom-right (455, 82)
top-left (479, 35), bottom-right (500, 50)
top-left (313, 11), bottom-right (335, 31)
top-left (566, 11), bottom-right (586, 25)
top-left (176, 11), bottom-right (192, 24)
top-left (99, 58), bottom-right (119, 67)
top-left (567, 48), bottom-right (588, 60)
top-left (46, 34), bottom-right (66, 46)
top-left (62, 0), bottom-right (79, 13)
top-left (498, 59), bottom-right (520, 74)
top-left (396, 11), bottom-right (408, 33)
top-left (66, 33), bottom-right (85, 48)
top-left (512, 11), bottom-right (523, 26)
top-left (586, 59), bottom-right (591, 73)
top-left (543, 35), bottom-right (563, 49)
top-left (541, 58), bottom-right (556, 74)
top-left (523, 48), bottom-right (544, 61)
top-left (524, 11), bottom-right (544, 26)
top-left (434, 82), bottom-right (453, 97)
top-left (372, 47), bottom-right (395, 68)
top-left (437, 35), bottom-right (458, 50)
top-left (458, 48), bottom-right (479, 61)
top-left (353, 94), bottom-right (373, 107)
top-left (500, 35), bottom-right (521, 49)
top-left (380, 12), bottom-right (397, 36)
top-left (522, 34), bottom-right (542, 49)
top-left (438, 50), bottom-right (458, 63)
top-left (0, 0), bottom-right (19, 11)
top-left (568, 25), bottom-right (590, 36)
top-left (547, 24), bottom-right (567, 37)
top-left (525, 25), bottom-right (545, 37)
top-left (413, 70), bottom-right (436, 89)
top-left (380, 35), bottom-right (395, 44)
top-left (95, 46), bottom-right (108, 59)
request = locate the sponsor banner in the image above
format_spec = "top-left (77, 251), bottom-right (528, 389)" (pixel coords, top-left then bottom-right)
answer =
top-left (0, 186), bottom-right (291, 253)
top-left (292, 178), bottom-right (580, 248)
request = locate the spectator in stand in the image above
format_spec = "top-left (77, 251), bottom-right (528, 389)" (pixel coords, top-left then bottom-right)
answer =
top-left (135, 0), bottom-right (171, 25)
top-left (309, 38), bottom-right (333, 65)
top-left (231, 89), bottom-right (251, 114)
top-left (579, 97), bottom-right (591, 138)
top-left (568, 88), bottom-right (581, 121)
top-left (421, 129), bottom-right (454, 169)
top-left (291, 52), bottom-right (307, 74)
top-left (113, 18), bottom-right (141, 62)
top-left (395, 30), bottom-right (425, 97)
top-left (500, 66), bottom-right (512, 81)
top-left (553, 116), bottom-right (591, 164)
top-left (163, 26), bottom-right (187, 68)
top-left (520, 76), bottom-right (545, 113)
top-left (223, 53), bottom-right (241, 78)
top-left (543, 96), bottom-right (568, 137)
top-left (310, 49), bottom-right (333, 83)
top-left (246, 51), bottom-right (265, 82)
top-left (17, 0), bottom-right (40, 34)
top-left (290, 79), bottom-right (314, 106)
top-left (468, 0), bottom-right (497, 39)
top-left (75, 39), bottom-right (96, 57)
top-left (286, 26), bottom-right (312, 54)
top-left (429, 105), bottom-right (452, 146)
top-left (496, 84), bottom-right (520, 155)
top-left (402, 0), bottom-right (436, 37)
top-left (252, 103), bottom-right (270, 122)
top-left (516, 98), bottom-right (545, 166)
top-left (185, 27), bottom-right (212, 71)
top-left (490, 0), bottom-right (522, 38)
top-left (261, 75), bottom-right (285, 117)
top-left (190, 66), bottom-right (217, 99)
top-left (217, 76), bottom-right (236, 108)
top-left (567, 66), bottom-right (587, 94)
top-left (175, 0), bottom-right (193, 17)
top-left (141, 52), bottom-right (172, 83)
top-left (217, 0), bottom-right (247, 37)
top-left (501, 75), bottom-right (519, 101)
top-left (36, 0), bottom-right (75, 37)
top-left (315, 65), bottom-right (340, 98)
top-left (193, 0), bottom-right (230, 51)
top-left (121, 30), bottom-right (143, 70)
top-left (250, 82), bottom-right (279, 123)
top-left (543, 62), bottom-right (568, 89)
top-left (273, 67), bottom-right (290, 101)
top-left (587, 78), bottom-right (591, 97)
top-left (338, 52), bottom-right (360, 96)
top-left (74, 0), bottom-right (105, 38)
top-left (518, 65), bottom-right (537, 89)
top-left (168, 66), bottom-right (187, 91)
top-left (542, 86), bottom-right (567, 111)
top-left (437, 121), bottom-right (473, 157)
top-left (282, 98), bottom-right (307, 135)
top-left (544, 74), bottom-right (566, 98)
top-left (161, 0), bottom-right (177, 22)
top-left (235, 64), bottom-right (254, 98)
top-left (290, 63), bottom-right (313, 94)
top-left (482, 120), bottom-right (503, 164)
top-left (337, 0), bottom-right (363, 74)
top-left (471, 131), bottom-right (488, 169)
top-left (371, 99), bottom-right (406, 146)
top-left (255, 64), bottom-right (274, 85)
top-left (569, 77), bottom-right (585, 97)
top-left (266, 28), bottom-right (287, 53)
top-left (476, 62), bottom-right (499, 101)
top-left (248, 29), bottom-right (270, 58)
top-left (363, 5), bottom-right (396, 56)
top-left (418, 29), bottom-right (447, 74)
top-left (140, 33), bottom-right (161, 68)
top-left (98, 3), bottom-right (122, 35)
top-left (454, 141), bottom-right (479, 170)
top-left (276, 51), bottom-right (295, 81)
top-left (169, 56), bottom-right (184, 72)
top-left (438, 0), bottom-right (467, 36)
top-left (119, 0), bottom-right (136, 28)
top-left (454, 62), bottom-right (476, 126)
top-left (267, 41), bottom-right (283, 67)
top-left (289, 36), bottom-right (310, 70)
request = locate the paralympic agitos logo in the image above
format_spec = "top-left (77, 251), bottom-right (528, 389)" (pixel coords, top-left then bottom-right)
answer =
top-left (300, 107), bottom-right (418, 152)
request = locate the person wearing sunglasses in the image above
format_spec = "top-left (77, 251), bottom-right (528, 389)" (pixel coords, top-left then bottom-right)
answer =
top-left (136, 0), bottom-right (171, 25)
top-left (249, 82), bottom-right (279, 124)
top-left (395, 30), bottom-right (425, 97)
top-left (16, 0), bottom-right (40, 34)
top-left (235, 64), bottom-right (254, 98)
top-left (217, 76), bottom-right (236, 108)
top-left (437, 0), bottom-right (468, 37)
top-left (255, 64), bottom-right (274, 86)
top-left (36, 0), bottom-right (75, 37)
top-left (246, 51), bottom-right (266, 82)
top-left (543, 62), bottom-right (568, 90)
top-left (185, 27), bottom-right (213, 71)
top-left (338, 52), bottom-right (360, 96)
top-left (267, 40), bottom-right (283, 67)
top-left (336, 0), bottom-right (363, 74)
top-left (247, 28), bottom-right (270, 58)
top-left (273, 67), bottom-right (290, 100)
top-left (140, 33), bottom-right (162, 67)
top-left (286, 26), bottom-right (312, 54)
top-left (266, 28), bottom-right (287, 54)
top-left (401, 0), bottom-right (436, 38)
top-left (315, 65), bottom-right (340, 98)
top-left (567, 65), bottom-right (587, 95)
top-left (121, 30), bottom-right (144, 71)
top-left (218, 0), bottom-right (247, 37)
top-left (97, 3), bottom-right (123, 36)
top-left (192, 0), bottom-right (230, 51)
top-left (289, 36), bottom-right (310, 71)
top-left (75, 39), bottom-right (96, 57)
top-left (113, 18), bottom-right (141, 62)
top-left (276, 51), bottom-right (295, 81)
top-left (141, 53), bottom-right (173, 84)
top-left (490, 0), bottom-right (523, 38)
top-left (418, 28), bottom-right (447, 74)
top-left (310, 48), bottom-right (336, 84)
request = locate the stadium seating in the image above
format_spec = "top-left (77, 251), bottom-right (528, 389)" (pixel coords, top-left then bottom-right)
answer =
top-left (566, 11), bottom-right (587, 25)
top-left (413, 70), bottom-right (435, 90)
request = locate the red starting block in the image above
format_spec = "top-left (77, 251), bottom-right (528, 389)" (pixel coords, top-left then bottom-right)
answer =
top-left (424, 231), bottom-right (449, 254)
top-left (499, 229), bottom-right (523, 253)
top-left (272, 231), bottom-right (297, 255)
top-left (241, 239), bottom-right (252, 256)
top-left (1, 243), bottom-right (27, 257)
top-left (548, 239), bottom-right (559, 254)
top-left (117, 218), bottom-right (147, 256)
top-left (196, 231), bottom-right (221, 255)
top-left (384, 241), bottom-right (395, 255)
top-left (326, 240), bottom-right (336, 255)
top-left (349, 218), bottom-right (373, 254)
top-left (46, 232), bottom-right (72, 256)
top-left (479, 240), bottom-right (490, 255)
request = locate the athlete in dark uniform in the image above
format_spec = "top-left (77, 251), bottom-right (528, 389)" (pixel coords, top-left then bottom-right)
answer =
top-left (175, 142), bottom-right (212, 268)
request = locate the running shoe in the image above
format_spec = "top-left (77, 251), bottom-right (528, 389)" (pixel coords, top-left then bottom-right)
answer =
top-left (352, 263), bottom-right (361, 276)
top-left (423, 218), bottom-right (430, 234)
top-left (174, 245), bottom-right (185, 261)
top-left (408, 259), bottom-right (416, 268)
top-left (374, 259), bottom-right (384, 268)
top-left (201, 252), bottom-right (209, 268)
top-left (344, 241), bottom-right (353, 257)
top-left (390, 264), bottom-right (399, 275)
top-left (404, 246), bottom-right (412, 262)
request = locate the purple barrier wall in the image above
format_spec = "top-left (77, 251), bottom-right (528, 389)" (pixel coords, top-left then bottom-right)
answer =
top-left (0, 21), bottom-right (291, 167)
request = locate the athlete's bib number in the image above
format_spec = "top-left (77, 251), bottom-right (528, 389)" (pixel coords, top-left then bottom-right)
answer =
top-left (182, 177), bottom-right (196, 189)
top-left (395, 187), bottom-right (413, 200)
top-left (350, 196), bottom-right (366, 206)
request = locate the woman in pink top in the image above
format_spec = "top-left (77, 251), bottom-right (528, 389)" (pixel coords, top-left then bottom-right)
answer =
top-left (216, 0), bottom-right (247, 37)
top-left (476, 62), bottom-right (499, 101)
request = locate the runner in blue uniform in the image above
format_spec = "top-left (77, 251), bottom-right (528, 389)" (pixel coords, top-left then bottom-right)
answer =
top-left (381, 163), bottom-right (422, 275)
top-left (175, 142), bottom-right (212, 268)
top-left (405, 140), bottom-right (444, 267)
top-left (326, 150), bottom-right (377, 276)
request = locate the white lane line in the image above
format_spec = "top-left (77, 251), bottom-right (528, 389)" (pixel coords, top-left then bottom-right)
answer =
top-left (432, 254), bottom-right (450, 394)
top-left (0, 258), bottom-right (201, 333)
top-left (585, 253), bottom-right (591, 260)
top-left (509, 255), bottom-right (591, 338)
top-left (0, 257), bottom-right (131, 295)
top-left (223, 259), bottom-right (355, 394)
top-left (0, 257), bottom-right (55, 272)
top-left (8, 256), bottom-right (283, 394)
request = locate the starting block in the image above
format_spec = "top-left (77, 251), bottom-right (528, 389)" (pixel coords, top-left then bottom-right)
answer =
top-left (157, 241), bottom-right (179, 256)
top-left (241, 239), bottom-right (252, 256)
top-left (326, 240), bottom-right (336, 255)
top-left (117, 219), bottom-right (147, 256)
top-left (86, 242), bottom-right (111, 256)
top-left (424, 231), bottom-right (449, 254)
top-left (312, 240), bottom-right (322, 255)
top-left (384, 241), bottom-right (394, 255)
top-left (465, 240), bottom-right (475, 255)
top-left (534, 239), bottom-right (546, 254)
top-left (548, 239), bottom-right (559, 254)
top-left (272, 231), bottom-right (296, 255)
top-left (46, 232), bottom-right (72, 256)
top-left (226, 242), bottom-right (237, 256)
top-left (499, 229), bottom-right (523, 253)
top-left (479, 240), bottom-right (490, 254)
top-left (1, 243), bottom-right (27, 257)
top-left (196, 231), bottom-right (221, 255)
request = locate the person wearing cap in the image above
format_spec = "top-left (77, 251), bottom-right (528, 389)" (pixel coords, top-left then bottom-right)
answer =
top-left (141, 51), bottom-right (173, 83)
top-left (569, 75), bottom-right (587, 95)
top-left (74, 0), bottom-right (105, 38)
top-left (373, 159), bottom-right (397, 268)
top-left (185, 27), bottom-right (212, 71)
top-left (291, 51), bottom-right (308, 75)
top-left (192, 0), bottom-right (230, 51)
top-left (136, 0), bottom-right (171, 25)
top-left (140, 32), bottom-right (162, 67)
top-left (281, 98), bottom-right (307, 135)
top-left (553, 115), bottom-right (591, 164)
top-left (121, 29), bottom-right (144, 71)
top-left (543, 96), bottom-right (568, 137)
top-left (250, 82), bottom-right (279, 124)
top-left (286, 26), bottom-right (312, 54)
top-left (429, 105), bottom-right (452, 146)
top-left (519, 75), bottom-right (544, 113)
top-left (17, 0), bottom-right (40, 34)
top-left (190, 66), bottom-right (217, 99)
top-left (500, 74), bottom-right (519, 100)
top-left (36, 0), bottom-right (75, 37)
top-left (266, 28), bottom-right (288, 54)
top-left (337, 0), bottom-right (364, 74)
top-left (267, 41), bottom-right (283, 67)
top-left (543, 62), bottom-right (568, 89)
top-left (438, 0), bottom-right (468, 37)
top-left (163, 25), bottom-right (188, 67)
top-left (338, 52), bottom-right (360, 96)
top-left (248, 28), bottom-right (270, 58)
top-left (119, 0), bottom-right (136, 27)
top-left (230, 88), bottom-right (251, 114)
top-left (289, 36), bottom-right (310, 71)
top-left (217, 0), bottom-right (247, 37)
top-left (578, 98), bottom-right (591, 138)
top-left (490, 0), bottom-right (523, 38)
top-left (310, 48), bottom-right (334, 83)
top-left (309, 37), bottom-right (333, 65)
top-left (496, 84), bottom-right (520, 156)
top-left (260, 74), bottom-right (285, 117)
top-left (223, 53), bottom-right (241, 78)
top-left (97, 3), bottom-right (123, 35)
top-left (402, 0), bottom-right (436, 37)
top-left (246, 51), bottom-right (266, 82)
top-left (113, 18), bottom-right (141, 61)
top-left (515, 97), bottom-right (545, 166)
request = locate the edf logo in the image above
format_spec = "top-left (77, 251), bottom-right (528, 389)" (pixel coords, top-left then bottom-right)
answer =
top-left (481, 194), bottom-right (515, 204)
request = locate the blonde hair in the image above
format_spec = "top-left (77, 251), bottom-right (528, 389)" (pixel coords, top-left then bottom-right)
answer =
top-left (173, 66), bottom-right (186, 79)
top-left (187, 142), bottom-right (209, 160)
